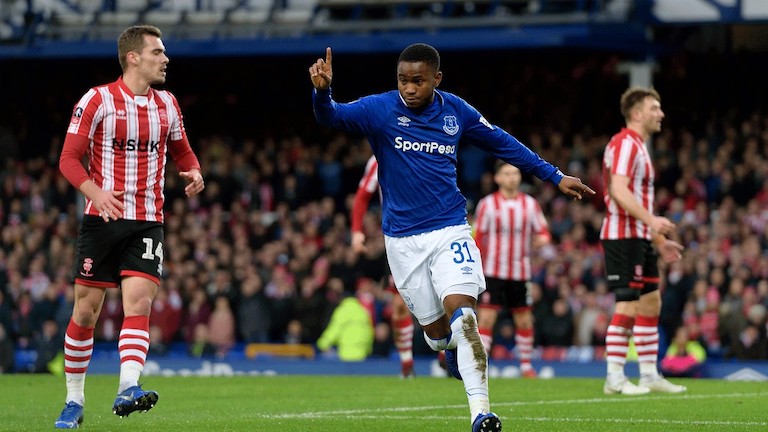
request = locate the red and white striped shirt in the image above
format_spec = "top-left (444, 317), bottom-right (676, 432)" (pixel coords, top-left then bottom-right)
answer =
top-left (64, 77), bottom-right (196, 222)
top-left (350, 156), bottom-right (380, 233)
top-left (474, 191), bottom-right (550, 281)
top-left (358, 156), bottom-right (379, 195)
top-left (600, 127), bottom-right (655, 240)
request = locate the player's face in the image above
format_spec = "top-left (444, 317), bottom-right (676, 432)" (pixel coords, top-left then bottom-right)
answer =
top-left (397, 61), bottom-right (442, 109)
top-left (640, 96), bottom-right (664, 134)
top-left (136, 35), bottom-right (169, 86)
top-left (494, 164), bottom-right (521, 193)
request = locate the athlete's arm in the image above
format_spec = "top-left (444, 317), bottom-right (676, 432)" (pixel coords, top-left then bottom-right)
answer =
top-left (531, 200), bottom-right (552, 248)
top-left (59, 133), bottom-right (124, 222)
top-left (350, 186), bottom-right (375, 253)
top-left (653, 233), bottom-right (684, 263)
top-left (169, 137), bottom-right (204, 197)
top-left (472, 199), bottom-right (487, 255)
top-left (608, 173), bottom-right (674, 236)
top-left (59, 133), bottom-right (91, 190)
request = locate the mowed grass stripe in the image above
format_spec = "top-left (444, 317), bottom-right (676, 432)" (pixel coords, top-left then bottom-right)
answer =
top-left (0, 375), bottom-right (765, 431)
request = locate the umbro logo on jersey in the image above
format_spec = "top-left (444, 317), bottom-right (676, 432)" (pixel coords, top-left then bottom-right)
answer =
top-left (397, 116), bottom-right (411, 127)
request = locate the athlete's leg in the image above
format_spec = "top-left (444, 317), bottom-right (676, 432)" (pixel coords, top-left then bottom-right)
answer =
top-left (511, 308), bottom-right (535, 377)
top-left (443, 293), bottom-right (493, 424)
top-left (55, 284), bottom-right (106, 428)
top-left (606, 299), bottom-right (636, 376)
top-left (64, 285), bottom-right (106, 406)
top-left (602, 239), bottom-right (649, 395)
top-left (604, 299), bottom-right (649, 394)
top-left (635, 290), bottom-right (661, 377)
top-left (636, 290), bottom-right (686, 393)
top-left (391, 293), bottom-right (415, 377)
top-left (118, 276), bottom-right (158, 394)
top-left (477, 306), bottom-right (497, 355)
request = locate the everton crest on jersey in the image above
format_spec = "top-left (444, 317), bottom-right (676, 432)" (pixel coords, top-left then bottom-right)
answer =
top-left (443, 115), bottom-right (459, 135)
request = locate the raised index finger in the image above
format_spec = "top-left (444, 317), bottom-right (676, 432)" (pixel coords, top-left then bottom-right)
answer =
top-left (325, 47), bottom-right (332, 66)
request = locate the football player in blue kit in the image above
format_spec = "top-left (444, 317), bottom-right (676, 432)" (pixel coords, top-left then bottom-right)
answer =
top-left (309, 43), bottom-right (594, 432)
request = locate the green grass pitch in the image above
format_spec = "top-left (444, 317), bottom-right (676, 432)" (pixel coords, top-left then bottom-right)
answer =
top-left (1, 375), bottom-right (765, 431)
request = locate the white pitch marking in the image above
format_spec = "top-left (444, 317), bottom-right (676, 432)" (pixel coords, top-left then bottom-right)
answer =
top-left (263, 413), bottom-right (767, 428)
top-left (263, 391), bottom-right (768, 423)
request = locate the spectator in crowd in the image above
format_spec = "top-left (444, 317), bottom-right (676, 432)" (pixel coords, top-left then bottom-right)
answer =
top-left (95, 288), bottom-right (123, 342)
top-left (188, 323), bottom-right (216, 358)
top-left (538, 298), bottom-right (574, 347)
top-left (208, 295), bottom-right (236, 357)
top-left (150, 283), bottom-right (184, 346)
top-left (0, 323), bottom-right (14, 373)
top-left (29, 319), bottom-right (62, 374)
top-left (236, 273), bottom-right (271, 343)
top-left (726, 323), bottom-right (767, 360)
top-left (660, 325), bottom-right (706, 378)
top-left (316, 289), bottom-right (374, 362)
top-left (181, 287), bottom-right (211, 344)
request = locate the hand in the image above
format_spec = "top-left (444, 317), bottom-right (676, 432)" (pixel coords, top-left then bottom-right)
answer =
top-left (649, 215), bottom-right (675, 237)
top-left (309, 47), bottom-right (333, 90)
top-left (657, 237), bottom-right (684, 264)
top-left (92, 189), bottom-right (125, 222)
top-left (180, 168), bottom-right (205, 197)
top-left (557, 176), bottom-right (596, 201)
top-left (351, 231), bottom-right (366, 254)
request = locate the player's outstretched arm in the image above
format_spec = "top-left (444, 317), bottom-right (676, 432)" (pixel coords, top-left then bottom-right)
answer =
top-left (557, 176), bottom-right (596, 201)
top-left (309, 47), bottom-right (333, 90)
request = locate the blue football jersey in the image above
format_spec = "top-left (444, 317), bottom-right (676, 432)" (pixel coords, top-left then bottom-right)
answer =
top-left (313, 88), bottom-right (564, 237)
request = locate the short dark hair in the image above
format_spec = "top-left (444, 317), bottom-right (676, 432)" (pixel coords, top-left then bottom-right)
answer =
top-left (398, 43), bottom-right (440, 72)
top-left (118, 25), bottom-right (162, 71)
top-left (620, 87), bottom-right (660, 121)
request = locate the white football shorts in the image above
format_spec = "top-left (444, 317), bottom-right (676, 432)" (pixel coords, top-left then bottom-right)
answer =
top-left (385, 224), bottom-right (486, 326)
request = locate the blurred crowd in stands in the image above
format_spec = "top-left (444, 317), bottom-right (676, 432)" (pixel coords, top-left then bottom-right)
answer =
top-left (0, 51), bottom-right (767, 373)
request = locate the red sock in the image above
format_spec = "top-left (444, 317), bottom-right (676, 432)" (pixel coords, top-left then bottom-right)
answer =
top-left (634, 315), bottom-right (659, 375)
top-left (64, 319), bottom-right (94, 378)
top-left (515, 328), bottom-right (534, 368)
top-left (478, 326), bottom-right (493, 354)
top-left (118, 315), bottom-right (150, 390)
top-left (606, 313), bottom-right (634, 373)
top-left (393, 315), bottom-right (414, 365)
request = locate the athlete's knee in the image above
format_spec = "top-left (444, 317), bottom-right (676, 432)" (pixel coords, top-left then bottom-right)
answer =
top-left (423, 331), bottom-right (452, 351)
top-left (443, 292), bottom-right (477, 318)
top-left (72, 301), bottom-right (100, 327)
top-left (614, 287), bottom-right (641, 303)
top-left (450, 307), bottom-right (487, 361)
top-left (123, 296), bottom-right (153, 316)
top-left (638, 289), bottom-right (661, 315)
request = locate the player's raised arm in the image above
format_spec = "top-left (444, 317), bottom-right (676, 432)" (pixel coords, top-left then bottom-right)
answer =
top-left (309, 47), bottom-right (333, 90)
